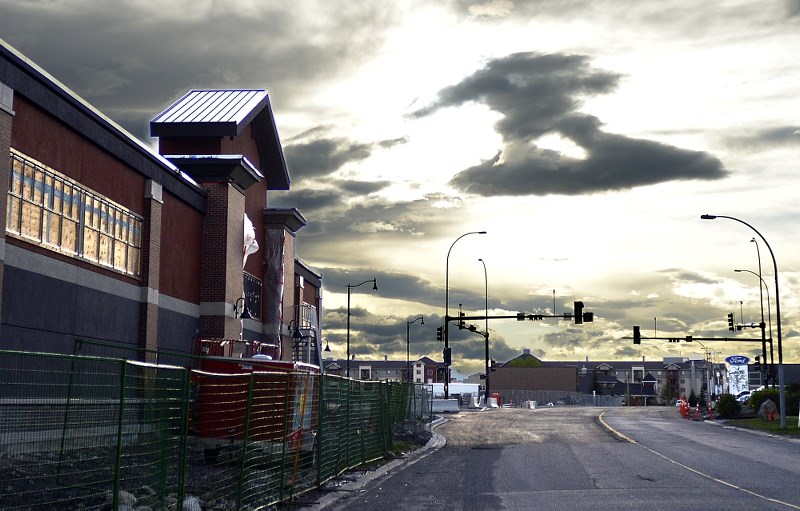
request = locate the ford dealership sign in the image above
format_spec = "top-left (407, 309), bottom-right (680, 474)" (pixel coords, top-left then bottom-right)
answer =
top-left (726, 355), bottom-right (750, 365)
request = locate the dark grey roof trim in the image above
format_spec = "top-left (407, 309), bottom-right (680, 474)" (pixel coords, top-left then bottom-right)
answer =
top-left (295, 258), bottom-right (322, 288)
top-left (0, 40), bottom-right (207, 213)
top-left (264, 208), bottom-right (307, 234)
top-left (164, 154), bottom-right (263, 193)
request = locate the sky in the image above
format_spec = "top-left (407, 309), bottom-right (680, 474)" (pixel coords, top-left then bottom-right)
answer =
top-left (2, 0), bottom-right (799, 375)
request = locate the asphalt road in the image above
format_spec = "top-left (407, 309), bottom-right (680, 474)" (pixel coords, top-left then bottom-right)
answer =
top-left (315, 406), bottom-right (800, 511)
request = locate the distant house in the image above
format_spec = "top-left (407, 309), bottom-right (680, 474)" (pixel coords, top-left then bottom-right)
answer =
top-left (413, 356), bottom-right (446, 384)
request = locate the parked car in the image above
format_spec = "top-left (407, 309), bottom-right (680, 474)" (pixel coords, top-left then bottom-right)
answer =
top-left (735, 390), bottom-right (751, 403)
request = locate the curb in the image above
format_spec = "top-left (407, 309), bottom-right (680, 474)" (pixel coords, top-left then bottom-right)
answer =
top-left (308, 422), bottom-right (448, 510)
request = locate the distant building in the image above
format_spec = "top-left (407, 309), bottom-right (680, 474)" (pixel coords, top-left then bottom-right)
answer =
top-left (486, 349), bottom-right (746, 405)
top-left (322, 355), bottom-right (447, 382)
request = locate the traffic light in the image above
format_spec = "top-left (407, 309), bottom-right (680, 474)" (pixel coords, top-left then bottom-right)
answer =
top-left (727, 313), bottom-right (735, 331)
top-left (574, 301), bottom-right (584, 324)
top-left (443, 347), bottom-right (451, 365)
top-left (633, 326), bottom-right (641, 345)
top-left (436, 326), bottom-right (443, 342)
top-left (490, 359), bottom-right (497, 372)
top-left (754, 355), bottom-right (761, 370)
top-left (668, 338), bottom-right (680, 343)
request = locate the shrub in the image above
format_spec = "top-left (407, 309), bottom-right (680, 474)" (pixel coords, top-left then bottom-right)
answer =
top-left (750, 388), bottom-right (779, 411)
top-left (715, 394), bottom-right (741, 418)
top-left (750, 386), bottom-right (800, 417)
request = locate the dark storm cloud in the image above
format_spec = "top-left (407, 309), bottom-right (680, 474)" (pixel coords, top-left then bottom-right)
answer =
top-left (270, 188), bottom-right (345, 214)
top-left (724, 126), bottom-right (800, 152)
top-left (0, 1), bottom-right (399, 140)
top-left (283, 138), bottom-right (374, 179)
top-left (659, 269), bottom-right (719, 285)
top-left (339, 180), bottom-right (392, 195)
top-left (283, 134), bottom-right (409, 182)
top-left (318, 267), bottom-right (443, 308)
top-left (317, 265), bottom-right (527, 314)
top-left (322, 306), bottom-right (518, 368)
top-left (789, 0), bottom-right (800, 17)
top-left (272, 194), bottom-right (444, 247)
top-left (412, 51), bottom-right (728, 196)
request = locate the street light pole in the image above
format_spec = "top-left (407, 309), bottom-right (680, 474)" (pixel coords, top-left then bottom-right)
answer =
top-left (444, 231), bottom-right (486, 399)
top-left (346, 277), bottom-right (378, 378)
top-left (750, 237), bottom-right (774, 379)
top-left (734, 268), bottom-right (772, 386)
top-left (406, 316), bottom-right (424, 383)
top-left (479, 258), bottom-right (489, 405)
top-left (701, 214), bottom-right (786, 428)
top-left (693, 339), bottom-right (713, 403)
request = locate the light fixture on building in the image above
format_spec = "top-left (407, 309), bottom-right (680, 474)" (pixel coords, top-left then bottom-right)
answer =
top-left (234, 297), bottom-right (252, 320)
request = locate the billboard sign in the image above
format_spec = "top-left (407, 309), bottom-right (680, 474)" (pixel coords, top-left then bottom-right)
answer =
top-left (726, 355), bottom-right (750, 396)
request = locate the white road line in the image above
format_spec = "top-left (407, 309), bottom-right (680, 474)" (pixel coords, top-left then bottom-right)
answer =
top-left (598, 412), bottom-right (800, 510)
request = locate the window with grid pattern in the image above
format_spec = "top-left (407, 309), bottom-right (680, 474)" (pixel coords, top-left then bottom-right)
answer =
top-left (7, 150), bottom-right (143, 277)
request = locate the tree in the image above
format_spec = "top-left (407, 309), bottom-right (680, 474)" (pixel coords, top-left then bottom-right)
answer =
top-left (698, 387), bottom-right (707, 408)
top-left (688, 389), bottom-right (697, 407)
top-left (591, 370), bottom-right (602, 395)
top-left (660, 382), bottom-right (675, 405)
top-left (715, 394), bottom-right (741, 418)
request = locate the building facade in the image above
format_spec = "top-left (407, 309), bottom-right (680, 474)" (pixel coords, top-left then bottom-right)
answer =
top-left (322, 355), bottom-right (446, 383)
top-left (0, 40), bottom-right (321, 364)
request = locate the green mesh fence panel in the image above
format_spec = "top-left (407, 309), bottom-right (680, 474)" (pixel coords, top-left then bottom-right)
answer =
top-left (0, 351), bottom-right (187, 510)
top-left (184, 368), bottom-right (321, 509)
top-left (355, 381), bottom-right (388, 465)
top-left (0, 349), bottom-right (428, 509)
top-left (317, 374), bottom-right (350, 480)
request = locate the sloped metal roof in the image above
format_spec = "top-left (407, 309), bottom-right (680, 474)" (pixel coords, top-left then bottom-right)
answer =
top-left (150, 89), bottom-right (291, 190)
top-left (150, 89), bottom-right (269, 136)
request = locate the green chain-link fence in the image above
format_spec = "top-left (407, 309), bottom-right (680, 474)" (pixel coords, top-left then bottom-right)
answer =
top-left (0, 348), bottom-right (431, 509)
top-left (0, 350), bottom-right (188, 509)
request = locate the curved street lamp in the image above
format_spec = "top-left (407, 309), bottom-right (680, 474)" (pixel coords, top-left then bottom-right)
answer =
top-left (691, 339), bottom-right (714, 402)
top-left (734, 268), bottom-right (773, 384)
top-left (346, 277), bottom-right (378, 378)
top-left (444, 231), bottom-right (486, 398)
top-left (479, 258), bottom-right (490, 405)
top-left (406, 316), bottom-right (424, 382)
top-left (749, 237), bottom-right (774, 375)
top-left (701, 214), bottom-right (785, 428)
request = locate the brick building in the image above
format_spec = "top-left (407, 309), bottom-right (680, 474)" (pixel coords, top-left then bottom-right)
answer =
top-left (0, 39), bottom-right (321, 364)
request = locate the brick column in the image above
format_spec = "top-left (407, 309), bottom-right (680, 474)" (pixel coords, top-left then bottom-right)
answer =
top-left (199, 182), bottom-right (246, 340)
top-left (0, 82), bottom-right (15, 333)
top-left (138, 180), bottom-right (162, 361)
top-left (263, 208), bottom-right (306, 360)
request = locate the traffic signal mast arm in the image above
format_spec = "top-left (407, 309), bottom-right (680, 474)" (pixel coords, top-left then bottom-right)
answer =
top-left (629, 332), bottom-right (767, 344)
top-left (456, 310), bottom-right (594, 324)
top-left (454, 314), bottom-right (572, 321)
